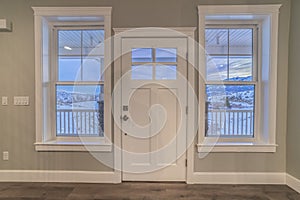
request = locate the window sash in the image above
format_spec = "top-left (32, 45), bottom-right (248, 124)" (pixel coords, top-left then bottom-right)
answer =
top-left (53, 26), bottom-right (106, 138)
top-left (54, 26), bottom-right (105, 83)
top-left (205, 24), bottom-right (258, 82)
top-left (205, 83), bottom-right (256, 137)
top-left (204, 24), bottom-right (258, 139)
top-left (55, 83), bottom-right (104, 137)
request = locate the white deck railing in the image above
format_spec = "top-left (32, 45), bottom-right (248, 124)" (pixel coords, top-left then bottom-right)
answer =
top-left (206, 109), bottom-right (254, 137)
top-left (56, 109), bottom-right (103, 136)
top-left (56, 109), bottom-right (253, 137)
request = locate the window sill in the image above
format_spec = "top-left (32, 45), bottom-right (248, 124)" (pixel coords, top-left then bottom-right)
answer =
top-left (34, 140), bottom-right (112, 152)
top-left (197, 142), bottom-right (277, 153)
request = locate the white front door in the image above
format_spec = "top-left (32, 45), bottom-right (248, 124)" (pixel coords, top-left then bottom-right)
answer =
top-left (121, 38), bottom-right (187, 181)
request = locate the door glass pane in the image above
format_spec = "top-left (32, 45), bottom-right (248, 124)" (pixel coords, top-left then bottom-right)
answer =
top-left (205, 84), bottom-right (255, 137)
top-left (132, 48), bottom-right (153, 62)
top-left (156, 48), bottom-right (177, 62)
top-left (206, 56), bottom-right (228, 81)
top-left (132, 65), bottom-right (153, 80)
top-left (58, 57), bottom-right (81, 81)
top-left (156, 65), bottom-right (177, 80)
top-left (56, 85), bottom-right (104, 136)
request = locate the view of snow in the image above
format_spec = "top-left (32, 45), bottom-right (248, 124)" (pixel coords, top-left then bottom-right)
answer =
top-left (56, 85), bottom-right (104, 136)
top-left (206, 76), bottom-right (255, 137)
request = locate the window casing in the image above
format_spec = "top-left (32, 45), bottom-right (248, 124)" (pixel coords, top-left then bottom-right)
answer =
top-left (33, 7), bottom-right (112, 152)
top-left (197, 5), bottom-right (281, 152)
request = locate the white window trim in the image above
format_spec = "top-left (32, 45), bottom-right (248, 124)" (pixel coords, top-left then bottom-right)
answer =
top-left (32, 7), bottom-right (112, 152)
top-left (197, 4), bottom-right (281, 153)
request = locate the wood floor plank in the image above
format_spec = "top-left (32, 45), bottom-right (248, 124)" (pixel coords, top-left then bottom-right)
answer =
top-left (0, 182), bottom-right (299, 200)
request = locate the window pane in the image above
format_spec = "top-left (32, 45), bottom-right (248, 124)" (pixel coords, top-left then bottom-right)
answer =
top-left (205, 28), bottom-right (254, 81)
top-left (132, 48), bottom-right (153, 62)
top-left (156, 65), bottom-right (177, 80)
top-left (56, 85), bottom-right (104, 136)
top-left (229, 29), bottom-right (253, 81)
top-left (82, 30), bottom-right (105, 55)
top-left (58, 29), bottom-right (105, 82)
top-left (206, 56), bottom-right (228, 81)
top-left (205, 84), bottom-right (255, 137)
top-left (132, 65), bottom-right (153, 80)
top-left (229, 56), bottom-right (253, 81)
top-left (205, 29), bottom-right (229, 55)
top-left (58, 30), bottom-right (82, 56)
top-left (229, 29), bottom-right (253, 55)
top-left (156, 48), bottom-right (177, 62)
top-left (82, 57), bottom-right (104, 81)
top-left (58, 57), bottom-right (81, 81)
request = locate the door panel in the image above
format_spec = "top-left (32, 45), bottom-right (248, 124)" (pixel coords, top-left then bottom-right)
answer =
top-left (121, 38), bottom-right (187, 181)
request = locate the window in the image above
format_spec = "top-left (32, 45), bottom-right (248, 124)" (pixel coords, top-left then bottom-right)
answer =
top-left (33, 7), bottom-right (112, 151)
top-left (56, 28), bottom-right (104, 137)
top-left (197, 5), bottom-right (281, 152)
top-left (205, 26), bottom-right (257, 138)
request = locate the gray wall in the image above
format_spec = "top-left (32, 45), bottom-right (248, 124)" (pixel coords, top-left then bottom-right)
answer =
top-left (287, 0), bottom-right (300, 179)
top-left (0, 0), bottom-right (290, 173)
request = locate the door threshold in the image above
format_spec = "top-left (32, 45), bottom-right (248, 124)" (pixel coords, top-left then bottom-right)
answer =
top-left (122, 181), bottom-right (186, 184)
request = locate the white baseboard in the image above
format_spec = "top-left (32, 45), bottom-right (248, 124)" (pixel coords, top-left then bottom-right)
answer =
top-left (0, 170), bottom-right (290, 186)
top-left (187, 172), bottom-right (286, 184)
top-left (0, 170), bottom-right (121, 183)
top-left (286, 174), bottom-right (300, 193)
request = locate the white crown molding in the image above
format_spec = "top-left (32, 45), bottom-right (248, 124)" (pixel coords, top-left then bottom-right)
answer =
top-left (32, 7), bottom-right (112, 16)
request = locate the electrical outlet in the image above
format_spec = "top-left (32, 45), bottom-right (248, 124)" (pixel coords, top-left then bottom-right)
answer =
top-left (3, 151), bottom-right (9, 161)
top-left (1, 96), bottom-right (8, 105)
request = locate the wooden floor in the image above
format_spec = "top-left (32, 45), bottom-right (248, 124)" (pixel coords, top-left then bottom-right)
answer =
top-left (0, 182), bottom-right (299, 200)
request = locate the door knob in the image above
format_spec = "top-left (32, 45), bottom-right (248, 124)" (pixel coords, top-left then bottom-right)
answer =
top-left (122, 115), bottom-right (129, 121)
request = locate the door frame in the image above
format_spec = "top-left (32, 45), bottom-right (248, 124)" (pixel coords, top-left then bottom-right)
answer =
top-left (113, 27), bottom-right (197, 183)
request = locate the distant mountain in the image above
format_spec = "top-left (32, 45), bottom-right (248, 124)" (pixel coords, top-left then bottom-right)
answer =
top-left (207, 76), bottom-right (255, 109)
top-left (225, 76), bottom-right (252, 82)
top-left (56, 90), bottom-right (103, 107)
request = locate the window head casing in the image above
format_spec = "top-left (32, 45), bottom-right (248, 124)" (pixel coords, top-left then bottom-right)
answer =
top-left (197, 5), bottom-right (281, 153)
top-left (32, 7), bottom-right (112, 152)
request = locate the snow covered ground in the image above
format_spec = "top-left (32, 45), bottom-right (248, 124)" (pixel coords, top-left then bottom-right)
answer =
top-left (56, 88), bottom-right (104, 136)
top-left (206, 76), bottom-right (255, 137)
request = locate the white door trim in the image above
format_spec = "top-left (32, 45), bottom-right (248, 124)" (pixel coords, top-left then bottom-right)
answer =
top-left (113, 27), bottom-right (196, 183)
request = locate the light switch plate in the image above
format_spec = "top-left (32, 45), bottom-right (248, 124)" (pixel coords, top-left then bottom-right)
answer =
top-left (1, 96), bottom-right (8, 105)
top-left (14, 96), bottom-right (29, 106)
top-left (3, 151), bottom-right (9, 161)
